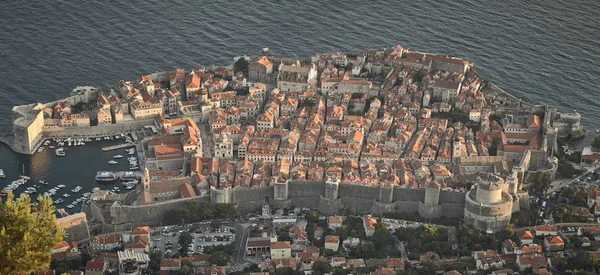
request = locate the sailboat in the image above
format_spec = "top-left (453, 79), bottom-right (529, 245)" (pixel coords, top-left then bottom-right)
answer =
top-left (19, 165), bottom-right (30, 182)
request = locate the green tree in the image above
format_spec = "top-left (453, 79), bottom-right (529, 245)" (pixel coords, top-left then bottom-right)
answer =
top-left (0, 193), bottom-right (63, 275)
top-left (179, 259), bottom-right (194, 275)
top-left (370, 228), bottom-right (394, 249)
top-left (312, 260), bottom-right (332, 273)
top-left (275, 267), bottom-right (303, 275)
top-left (164, 208), bottom-right (191, 225)
top-left (148, 250), bottom-right (162, 271)
top-left (178, 232), bottom-right (193, 254)
top-left (593, 136), bottom-right (600, 148)
top-left (306, 211), bottom-right (319, 223)
top-left (214, 203), bottom-right (236, 219)
top-left (209, 251), bottom-right (231, 266)
top-left (233, 58), bottom-right (249, 75)
top-left (210, 219), bottom-right (222, 229)
top-left (558, 160), bottom-right (577, 178)
top-left (199, 201), bottom-right (214, 219)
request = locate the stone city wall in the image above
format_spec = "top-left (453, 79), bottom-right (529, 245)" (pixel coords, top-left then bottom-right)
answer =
top-left (108, 195), bottom-right (211, 231)
top-left (103, 181), bottom-right (469, 227)
top-left (42, 119), bottom-right (154, 139)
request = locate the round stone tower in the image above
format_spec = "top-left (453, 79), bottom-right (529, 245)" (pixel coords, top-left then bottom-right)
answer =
top-left (464, 174), bottom-right (513, 233)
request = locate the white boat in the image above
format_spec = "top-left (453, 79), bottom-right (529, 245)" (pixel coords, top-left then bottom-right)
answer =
top-left (55, 148), bottom-right (66, 157)
top-left (130, 166), bottom-right (139, 170)
top-left (96, 138), bottom-right (101, 141)
top-left (49, 145), bottom-right (56, 149)
top-left (0, 169), bottom-right (4, 179)
top-left (92, 187), bottom-right (100, 191)
top-left (54, 199), bottom-right (63, 204)
top-left (37, 147), bottom-right (44, 153)
top-left (109, 160), bottom-right (118, 165)
top-left (114, 155), bottom-right (123, 159)
top-left (57, 184), bottom-right (65, 188)
top-left (126, 185), bottom-right (134, 190)
top-left (67, 204), bottom-right (74, 209)
top-left (44, 140), bottom-right (50, 146)
top-left (63, 194), bottom-right (70, 198)
top-left (39, 180), bottom-right (48, 185)
top-left (71, 186), bottom-right (82, 193)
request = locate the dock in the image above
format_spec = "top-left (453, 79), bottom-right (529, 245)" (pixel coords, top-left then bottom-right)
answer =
top-left (96, 171), bottom-right (144, 180)
top-left (102, 143), bottom-right (135, 152)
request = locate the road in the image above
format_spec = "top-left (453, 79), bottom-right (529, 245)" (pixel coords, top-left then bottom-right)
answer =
top-left (393, 236), bottom-right (409, 262)
top-left (229, 223), bottom-right (253, 272)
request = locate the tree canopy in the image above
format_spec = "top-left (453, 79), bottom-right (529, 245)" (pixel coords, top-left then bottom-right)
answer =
top-left (593, 136), bottom-right (600, 149)
top-left (209, 250), bottom-right (231, 266)
top-left (0, 192), bottom-right (63, 275)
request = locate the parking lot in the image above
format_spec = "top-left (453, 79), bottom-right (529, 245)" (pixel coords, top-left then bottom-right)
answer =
top-left (150, 224), bottom-right (236, 257)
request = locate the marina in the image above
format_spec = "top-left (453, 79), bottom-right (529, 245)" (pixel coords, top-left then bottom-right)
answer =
top-left (0, 137), bottom-right (140, 213)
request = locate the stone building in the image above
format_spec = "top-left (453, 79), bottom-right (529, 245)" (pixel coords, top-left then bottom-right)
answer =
top-left (12, 103), bottom-right (45, 154)
top-left (464, 174), bottom-right (513, 233)
top-left (277, 63), bottom-right (317, 92)
top-left (214, 133), bottom-right (233, 159)
top-left (249, 56), bottom-right (273, 83)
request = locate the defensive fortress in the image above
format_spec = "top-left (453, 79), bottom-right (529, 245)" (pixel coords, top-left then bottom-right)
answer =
top-left (8, 45), bottom-right (568, 234)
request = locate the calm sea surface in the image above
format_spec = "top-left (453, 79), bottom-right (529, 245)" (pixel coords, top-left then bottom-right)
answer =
top-left (0, 0), bottom-right (599, 210)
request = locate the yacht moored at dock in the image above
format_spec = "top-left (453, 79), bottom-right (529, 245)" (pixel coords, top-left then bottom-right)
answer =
top-left (95, 171), bottom-right (118, 182)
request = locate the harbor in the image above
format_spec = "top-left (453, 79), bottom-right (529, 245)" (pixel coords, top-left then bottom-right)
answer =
top-left (0, 136), bottom-right (141, 213)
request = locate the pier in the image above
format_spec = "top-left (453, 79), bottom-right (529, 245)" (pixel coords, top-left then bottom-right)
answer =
top-left (96, 170), bottom-right (144, 181)
top-left (102, 143), bottom-right (135, 152)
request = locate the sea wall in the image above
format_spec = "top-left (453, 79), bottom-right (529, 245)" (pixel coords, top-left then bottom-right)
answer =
top-left (43, 119), bottom-right (154, 139)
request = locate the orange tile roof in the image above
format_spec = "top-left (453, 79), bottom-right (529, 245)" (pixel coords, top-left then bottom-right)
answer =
top-left (545, 236), bottom-right (564, 244)
top-left (325, 235), bottom-right (339, 243)
top-left (131, 226), bottom-right (149, 235)
top-left (518, 230), bottom-right (534, 240)
top-left (328, 216), bottom-right (344, 224)
top-left (271, 241), bottom-right (291, 249)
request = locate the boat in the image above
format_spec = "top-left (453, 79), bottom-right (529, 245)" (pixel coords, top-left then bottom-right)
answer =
top-left (67, 204), bottom-right (74, 209)
top-left (596, 129), bottom-right (599, 133)
top-left (95, 171), bottom-right (118, 182)
top-left (126, 185), bottom-right (134, 190)
top-left (37, 147), bottom-right (44, 153)
top-left (0, 169), bottom-right (4, 179)
top-left (71, 186), bottom-right (82, 193)
top-left (54, 199), bottom-right (63, 204)
top-left (55, 148), bottom-right (66, 157)
top-left (44, 140), bottom-right (50, 146)
top-left (114, 155), bottom-right (123, 159)
top-left (57, 184), bottom-right (65, 188)
top-left (39, 180), bottom-right (49, 185)
top-left (63, 194), bottom-right (70, 198)
top-left (130, 166), bottom-right (139, 170)
top-left (92, 187), bottom-right (100, 191)
top-left (19, 165), bottom-right (30, 183)
top-left (108, 160), bottom-right (118, 165)
top-left (33, 184), bottom-right (39, 188)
